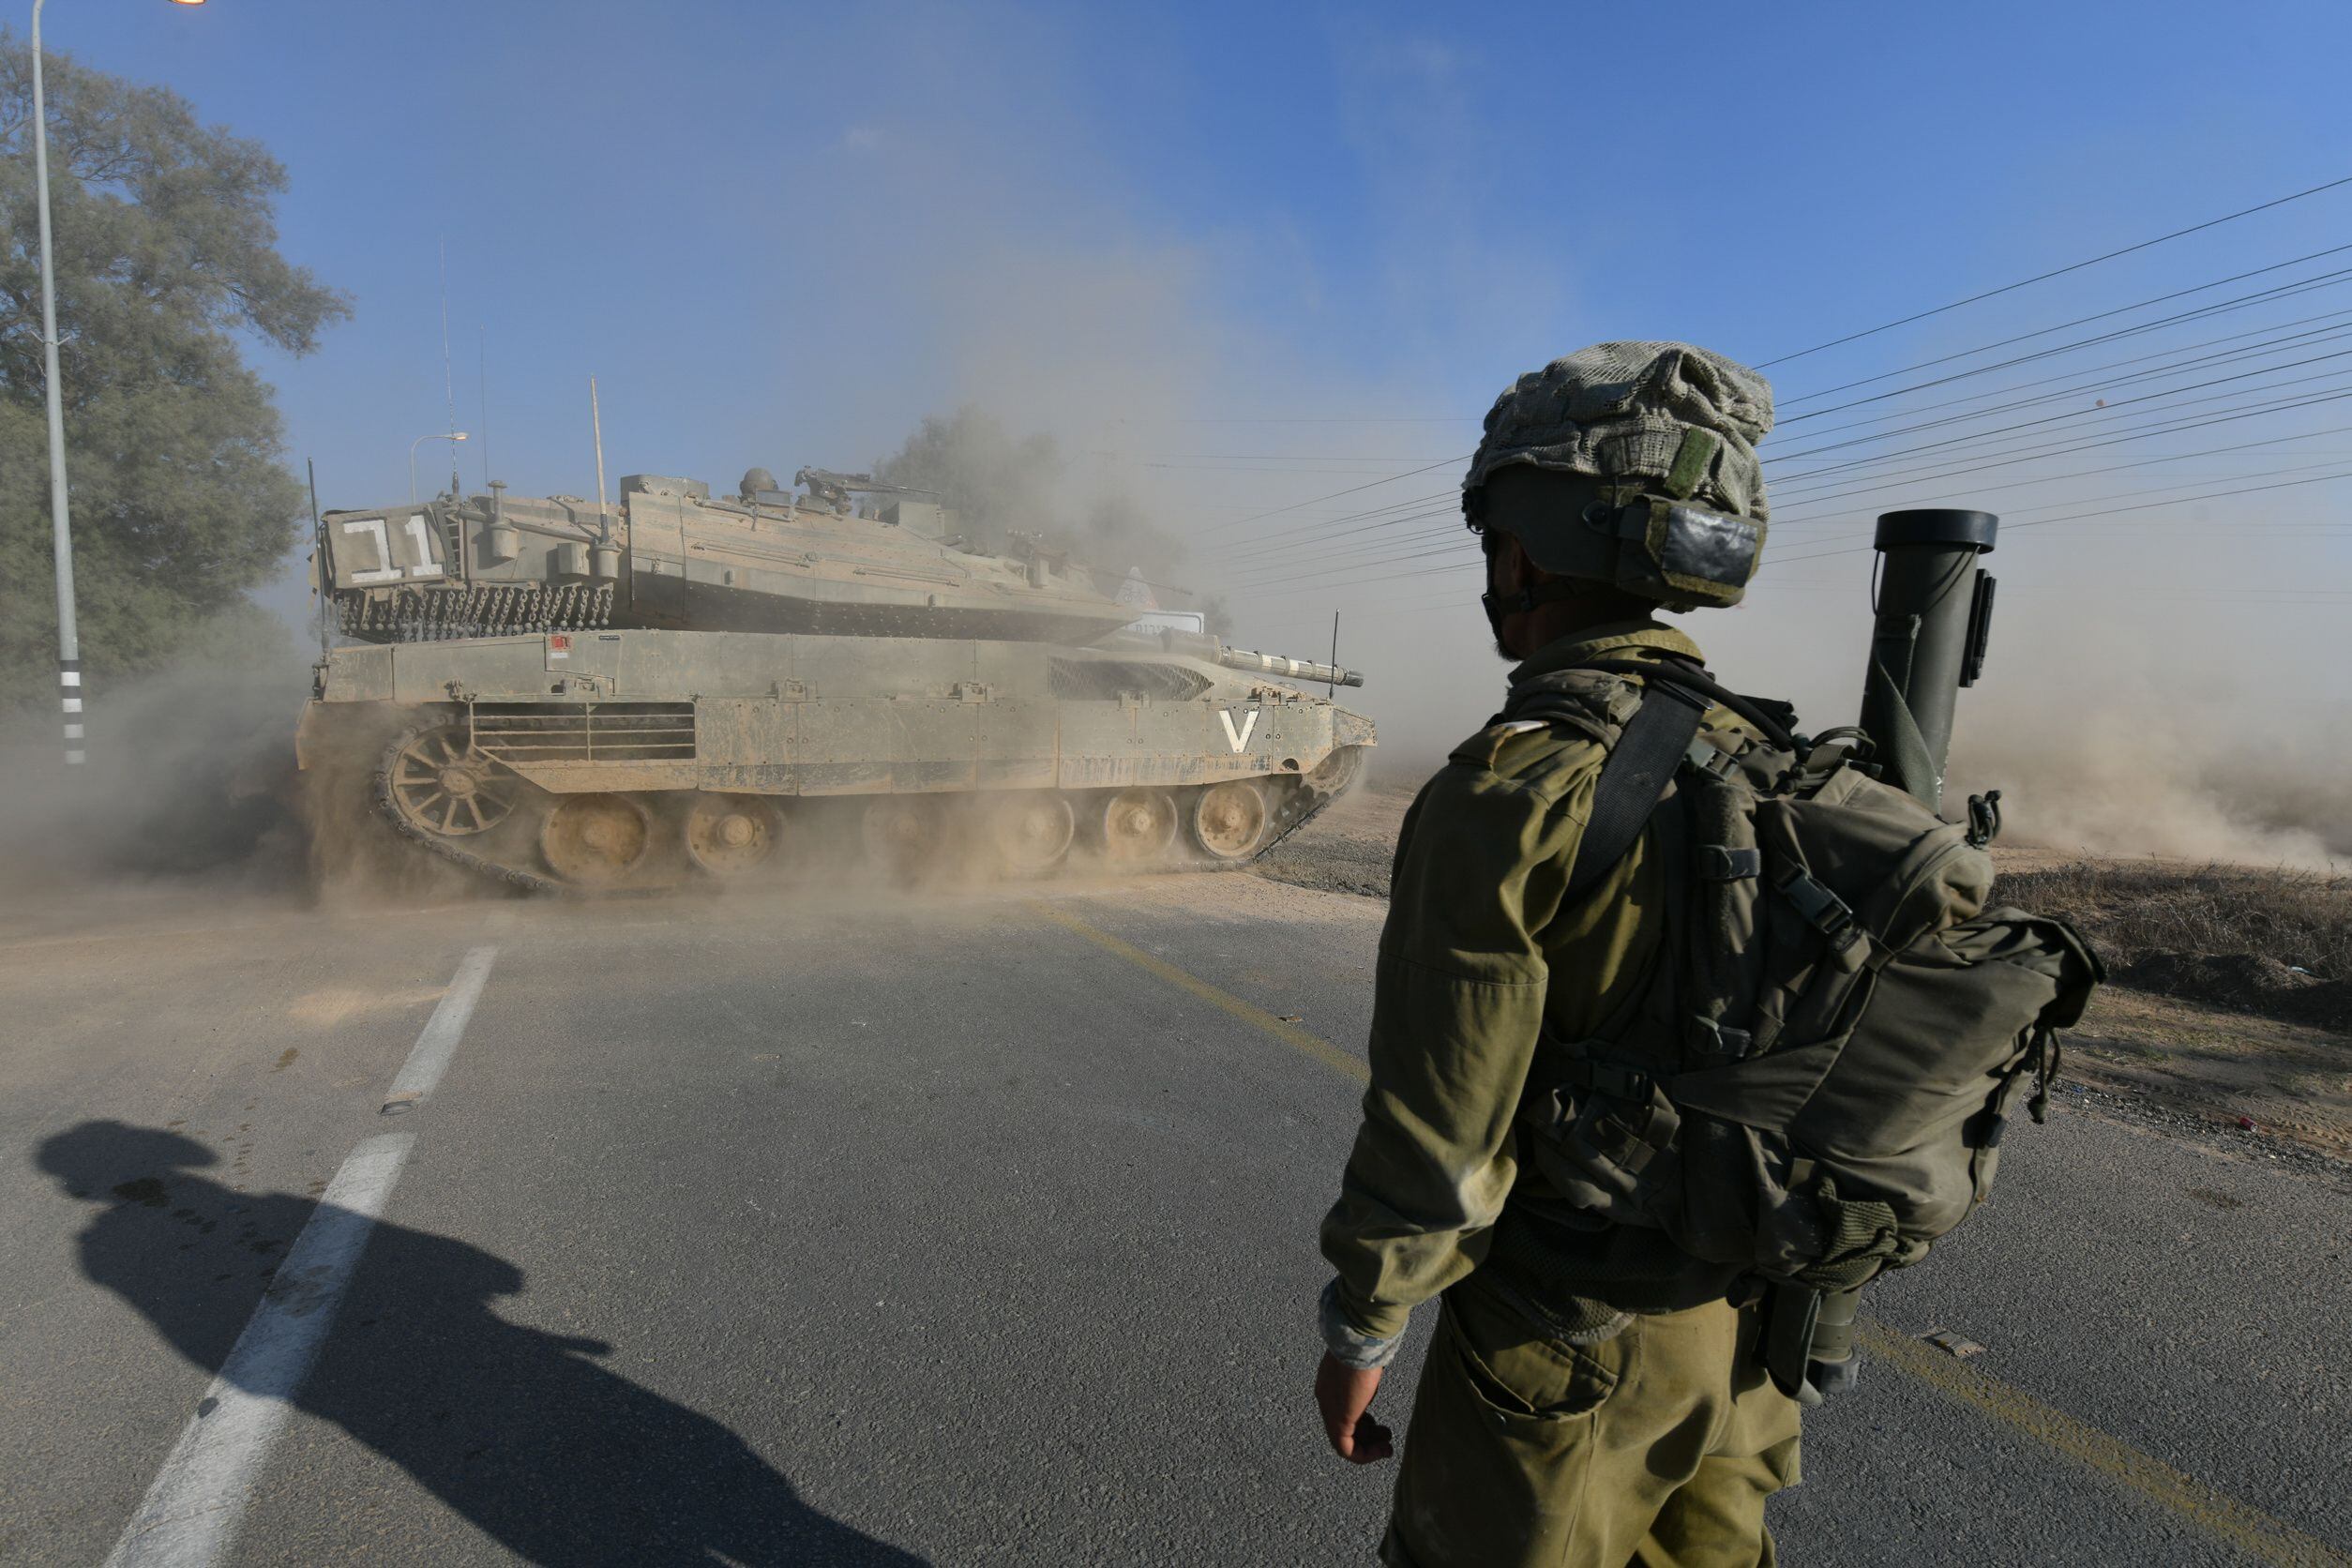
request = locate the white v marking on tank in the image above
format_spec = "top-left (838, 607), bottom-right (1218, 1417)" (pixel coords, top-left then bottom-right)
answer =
top-left (1218, 708), bottom-right (1259, 752)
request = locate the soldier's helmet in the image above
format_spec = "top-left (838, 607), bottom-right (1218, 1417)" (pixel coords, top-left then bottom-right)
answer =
top-left (1465, 341), bottom-right (1775, 610)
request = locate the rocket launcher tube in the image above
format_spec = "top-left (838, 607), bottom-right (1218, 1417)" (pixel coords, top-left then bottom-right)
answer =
top-left (1858, 508), bottom-right (1998, 812)
top-left (1215, 646), bottom-right (1366, 688)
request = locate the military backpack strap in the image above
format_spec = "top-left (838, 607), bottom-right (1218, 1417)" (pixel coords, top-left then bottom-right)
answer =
top-left (1563, 676), bottom-right (1710, 905)
top-left (1569, 657), bottom-right (1797, 751)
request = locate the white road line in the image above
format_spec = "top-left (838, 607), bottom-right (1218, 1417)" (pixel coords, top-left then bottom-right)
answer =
top-left (381, 944), bottom-right (498, 1112)
top-left (103, 1133), bottom-right (416, 1568)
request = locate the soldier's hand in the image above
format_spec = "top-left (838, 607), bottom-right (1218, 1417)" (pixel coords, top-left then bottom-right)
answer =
top-left (1315, 1351), bottom-right (1393, 1463)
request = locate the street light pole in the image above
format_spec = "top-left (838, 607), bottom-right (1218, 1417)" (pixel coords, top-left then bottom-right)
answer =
top-left (29, 0), bottom-right (204, 767)
top-left (409, 431), bottom-right (468, 503)
top-left (29, 0), bottom-right (82, 763)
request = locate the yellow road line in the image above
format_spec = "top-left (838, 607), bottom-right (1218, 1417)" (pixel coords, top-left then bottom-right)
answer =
top-left (1036, 897), bottom-right (2350, 1568)
top-left (1028, 901), bottom-right (1368, 1085)
top-left (1857, 1321), bottom-right (2351, 1568)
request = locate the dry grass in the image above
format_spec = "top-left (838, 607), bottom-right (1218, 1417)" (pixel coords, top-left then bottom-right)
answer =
top-left (1997, 861), bottom-right (2350, 976)
top-left (1997, 860), bottom-right (2351, 1032)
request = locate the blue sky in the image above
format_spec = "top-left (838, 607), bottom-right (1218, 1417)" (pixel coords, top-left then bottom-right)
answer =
top-left (53, 0), bottom-right (2352, 835)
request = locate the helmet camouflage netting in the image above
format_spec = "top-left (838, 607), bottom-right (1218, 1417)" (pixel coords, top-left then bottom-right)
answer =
top-left (1464, 341), bottom-right (1775, 522)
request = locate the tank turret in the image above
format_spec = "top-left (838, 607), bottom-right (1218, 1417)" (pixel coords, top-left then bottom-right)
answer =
top-left (317, 469), bottom-right (1138, 646)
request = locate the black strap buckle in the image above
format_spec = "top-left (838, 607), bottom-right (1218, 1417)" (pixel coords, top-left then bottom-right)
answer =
top-left (1695, 844), bottom-right (1762, 881)
top-left (1683, 737), bottom-right (1741, 778)
top-left (1556, 1051), bottom-right (1652, 1103)
top-left (1774, 866), bottom-right (1855, 937)
top-left (1688, 1015), bottom-right (1755, 1061)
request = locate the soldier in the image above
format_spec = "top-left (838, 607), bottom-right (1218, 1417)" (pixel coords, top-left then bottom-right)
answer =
top-left (1314, 343), bottom-right (1802, 1567)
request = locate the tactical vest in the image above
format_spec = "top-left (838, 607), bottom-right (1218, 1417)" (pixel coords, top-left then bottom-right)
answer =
top-left (1506, 656), bottom-right (2103, 1401)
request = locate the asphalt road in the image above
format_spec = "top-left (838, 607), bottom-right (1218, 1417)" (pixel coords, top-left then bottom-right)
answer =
top-left (1, 872), bottom-right (2346, 1567)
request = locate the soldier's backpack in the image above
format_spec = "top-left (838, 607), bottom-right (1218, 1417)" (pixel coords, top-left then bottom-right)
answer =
top-left (1506, 656), bottom-right (2103, 1400)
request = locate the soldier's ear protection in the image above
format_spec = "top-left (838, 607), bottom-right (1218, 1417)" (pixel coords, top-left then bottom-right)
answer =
top-left (1469, 482), bottom-right (1766, 613)
top-left (1584, 495), bottom-right (1764, 610)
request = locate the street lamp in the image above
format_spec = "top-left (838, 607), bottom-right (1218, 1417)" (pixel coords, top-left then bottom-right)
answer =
top-left (30, 0), bottom-right (204, 766)
top-left (410, 432), bottom-right (469, 503)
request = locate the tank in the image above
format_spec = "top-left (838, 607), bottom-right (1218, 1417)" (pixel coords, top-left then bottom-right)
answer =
top-left (296, 466), bottom-right (1374, 893)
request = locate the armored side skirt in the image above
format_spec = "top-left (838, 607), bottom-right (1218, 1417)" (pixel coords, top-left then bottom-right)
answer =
top-left (299, 628), bottom-right (1370, 795)
top-left (296, 628), bottom-right (1374, 893)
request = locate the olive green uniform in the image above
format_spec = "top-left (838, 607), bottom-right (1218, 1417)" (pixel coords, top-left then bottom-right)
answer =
top-left (1319, 621), bottom-right (1801, 1568)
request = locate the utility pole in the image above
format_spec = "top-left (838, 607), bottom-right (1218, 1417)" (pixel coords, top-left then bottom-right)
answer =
top-left (28, 0), bottom-right (207, 765)
top-left (30, 0), bottom-right (81, 762)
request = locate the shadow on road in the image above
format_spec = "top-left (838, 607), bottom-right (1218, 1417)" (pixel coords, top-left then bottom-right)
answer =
top-left (38, 1120), bottom-right (928, 1567)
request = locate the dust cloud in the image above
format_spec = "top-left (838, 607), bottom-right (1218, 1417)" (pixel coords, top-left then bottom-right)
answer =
top-left (1946, 602), bottom-right (2348, 867)
top-left (0, 624), bottom-right (312, 901)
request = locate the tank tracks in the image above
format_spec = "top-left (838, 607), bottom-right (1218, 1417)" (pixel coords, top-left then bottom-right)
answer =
top-left (366, 718), bottom-right (1366, 897)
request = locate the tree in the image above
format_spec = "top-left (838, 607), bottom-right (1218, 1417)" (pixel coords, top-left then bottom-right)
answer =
top-left (0, 31), bottom-right (348, 707)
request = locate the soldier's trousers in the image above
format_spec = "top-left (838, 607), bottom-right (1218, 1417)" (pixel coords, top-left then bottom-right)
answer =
top-left (1380, 1278), bottom-right (1802, 1568)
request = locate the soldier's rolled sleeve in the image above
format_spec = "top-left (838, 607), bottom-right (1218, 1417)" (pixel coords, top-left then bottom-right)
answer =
top-left (1319, 753), bottom-right (1587, 1344)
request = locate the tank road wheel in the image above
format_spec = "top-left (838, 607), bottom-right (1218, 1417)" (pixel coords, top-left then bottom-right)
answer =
top-left (1190, 779), bottom-right (1271, 862)
top-left (860, 797), bottom-right (940, 876)
top-left (386, 726), bottom-right (519, 837)
top-left (684, 792), bottom-right (781, 878)
top-left (1098, 787), bottom-right (1179, 866)
top-left (986, 792), bottom-right (1076, 875)
top-left (540, 792), bottom-right (652, 886)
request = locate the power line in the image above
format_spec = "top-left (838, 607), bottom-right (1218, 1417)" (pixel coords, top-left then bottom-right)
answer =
top-left (1211, 375), bottom-right (2352, 591)
top-left (1213, 494), bottom-right (1457, 565)
top-left (1186, 264), bottom-right (2352, 557)
top-left (1767, 467), bottom-right (2352, 567)
top-left (1227, 540), bottom-right (1475, 596)
top-left (1763, 423), bottom-right (2352, 533)
top-left (1764, 273), bottom-right (2352, 475)
top-left (1754, 173), bottom-right (2352, 369)
top-left (1166, 415), bottom-right (1481, 424)
top-left (1775, 242), bottom-right (2352, 411)
top-left (1765, 451), bottom-right (2352, 555)
top-left (1767, 342), bottom-right (2352, 476)
top-left (1214, 382), bottom-right (2352, 587)
top-left (1189, 195), bottom-right (2352, 603)
top-left (1769, 309), bottom-right (2352, 455)
top-left (1191, 455), bottom-right (1468, 537)
top-left (1227, 547), bottom-right (1483, 600)
top-left (1227, 437), bottom-right (2352, 604)
top-left (1223, 499), bottom-right (1457, 563)
top-left (1770, 366), bottom-right (2352, 494)
top-left (1094, 450), bottom-right (1459, 462)
top-left (1761, 382), bottom-right (2352, 508)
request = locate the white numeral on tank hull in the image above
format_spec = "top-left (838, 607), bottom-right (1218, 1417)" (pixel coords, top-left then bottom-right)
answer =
top-left (402, 514), bottom-right (445, 578)
top-left (340, 513), bottom-right (445, 583)
top-left (343, 517), bottom-right (400, 583)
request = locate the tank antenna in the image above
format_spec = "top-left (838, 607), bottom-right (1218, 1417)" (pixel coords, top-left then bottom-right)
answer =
top-left (476, 325), bottom-right (491, 489)
top-left (308, 458), bottom-right (329, 662)
top-left (439, 236), bottom-right (460, 496)
top-left (1329, 611), bottom-right (1340, 698)
top-left (590, 375), bottom-right (611, 536)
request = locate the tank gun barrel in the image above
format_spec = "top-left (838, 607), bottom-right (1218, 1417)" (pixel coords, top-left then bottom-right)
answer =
top-left (1216, 645), bottom-right (1364, 688)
